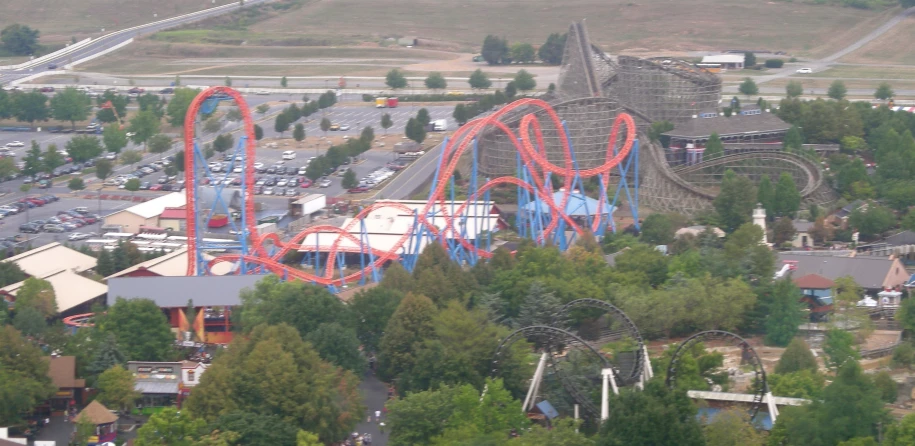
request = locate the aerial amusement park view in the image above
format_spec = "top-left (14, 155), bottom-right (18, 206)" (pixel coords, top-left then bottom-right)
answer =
top-left (1, 1), bottom-right (913, 444)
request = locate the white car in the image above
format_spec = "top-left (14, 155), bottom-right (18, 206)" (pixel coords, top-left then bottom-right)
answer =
top-left (253, 162), bottom-right (265, 170)
top-left (256, 90), bottom-right (270, 95)
top-left (276, 178), bottom-right (288, 187)
top-left (319, 179), bottom-right (332, 188)
top-left (126, 132), bottom-right (136, 138)
top-left (282, 150), bottom-right (296, 160)
top-left (105, 152), bottom-right (117, 160)
top-left (233, 165), bottom-right (242, 173)
top-left (339, 124), bottom-right (351, 131)
top-left (68, 232), bottom-right (91, 241)
top-left (5, 141), bottom-right (24, 148)
top-left (796, 68), bottom-right (813, 74)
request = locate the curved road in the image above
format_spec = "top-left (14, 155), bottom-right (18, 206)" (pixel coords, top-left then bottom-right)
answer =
top-left (0, 0), bottom-right (271, 85)
top-left (756, 6), bottom-right (915, 84)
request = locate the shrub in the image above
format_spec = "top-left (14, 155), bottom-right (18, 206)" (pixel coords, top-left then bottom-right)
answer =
top-left (765, 59), bottom-right (785, 68)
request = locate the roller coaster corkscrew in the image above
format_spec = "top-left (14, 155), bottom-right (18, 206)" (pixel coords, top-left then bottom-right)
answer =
top-left (182, 88), bottom-right (639, 289)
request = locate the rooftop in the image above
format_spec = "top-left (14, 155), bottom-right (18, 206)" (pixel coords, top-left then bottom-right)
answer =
top-left (700, 54), bottom-right (746, 64)
top-left (778, 252), bottom-right (901, 289)
top-left (115, 192), bottom-right (186, 219)
top-left (107, 274), bottom-right (267, 307)
top-left (159, 206), bottom-right (187, 220)
top-left (3, 270), bottom-right (107, 314)
top-left (76, 400), bottom-right (118, 425)
top-left (3, 242), bottom-right (97, 277)
top-left (663, 110), bottom-right (791, 139)
top-left (105, 248), bottom-right (229, 279)
top-left (43, 355), bottom-right (86, 389)
top-left (793, 273), bottom-right (835, 290)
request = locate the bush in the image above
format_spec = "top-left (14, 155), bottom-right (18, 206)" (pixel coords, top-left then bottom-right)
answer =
top-left (893, 341), bottom-right (915, 368)
top-left (765, 59), bottom-right (785, 68)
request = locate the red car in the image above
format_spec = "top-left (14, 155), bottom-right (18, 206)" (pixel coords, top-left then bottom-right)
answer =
top-left (128, 87), bottom-right (145, 94)
top-left (347, 186), bottom-right (370, 193)
top-left (150, 184), bottom-right (163, 191)
top-left (39, 87), bottom-right (55, 93)
top-left (300, 179), bottom-right (313, 188)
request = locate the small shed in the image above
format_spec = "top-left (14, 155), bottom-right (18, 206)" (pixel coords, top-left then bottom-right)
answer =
top-left (74, 400), bottom-right (118, 445)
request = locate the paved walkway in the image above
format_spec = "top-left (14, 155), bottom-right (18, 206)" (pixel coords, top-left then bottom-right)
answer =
top-left (352, 371), bottom-right (392, 445)
top-left (34, 415), bottom-right (72, 445)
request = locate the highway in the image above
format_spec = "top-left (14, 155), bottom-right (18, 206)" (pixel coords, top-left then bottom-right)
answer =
top-left (0, 0), bottom-right (270, 86)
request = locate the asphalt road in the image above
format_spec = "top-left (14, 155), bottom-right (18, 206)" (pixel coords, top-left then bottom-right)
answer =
top-left (0, 0), bottom-right (271, 86)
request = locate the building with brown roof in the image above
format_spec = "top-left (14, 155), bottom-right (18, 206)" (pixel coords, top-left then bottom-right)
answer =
top-left (793, 273), bottom-right (835, 322)
top-left (663, 108), bottom-right (791, 165)
top-left (42, 355), bottom-right (86, 414)
top-left (74, 400), bottom-right (118, 444)
top-left (778, 252), bottom-right (909, 293)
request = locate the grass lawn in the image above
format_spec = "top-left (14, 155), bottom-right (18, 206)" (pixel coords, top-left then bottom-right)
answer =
top-left (840, 16), bottom-right (915, 65)
top-left (765, 77), bottom-right (915, 91)
top-left (805, 65), bottom-right (915, 80)
top-left (251, 0), bottom-right (892, 58)
top-left (0, 0), bottom-right (241, 44)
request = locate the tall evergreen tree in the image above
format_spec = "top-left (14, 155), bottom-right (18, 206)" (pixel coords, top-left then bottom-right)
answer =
top-left (776, 338), bottom-right (818, 374)
top-left (514, 281), bottom-right (561, 329)
top-left (378, 293), bottom-right (437, 381)
top-left (783, 125), bottom-right (804, 152)
top-left (756, 174), bottom-right (775, 220)
top-left (88, 332), bottom-right (127, 376)
top-left (96, 249), bottom-right (115, 277)
top-left (765, 279), bottom-right (806, 347)
top-left (774, 172), bottom-right (801, 218)
top-left (713, 169), bottom-right (757, 233)
top-left (704, 132), bottom-right (724, 159)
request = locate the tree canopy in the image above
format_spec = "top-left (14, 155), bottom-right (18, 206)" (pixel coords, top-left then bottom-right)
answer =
top-left (97, 297), bottom-right (175, 361)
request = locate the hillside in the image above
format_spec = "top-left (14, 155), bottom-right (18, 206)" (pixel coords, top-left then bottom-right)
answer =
top-left (0, 0), bottom-right (238, 43)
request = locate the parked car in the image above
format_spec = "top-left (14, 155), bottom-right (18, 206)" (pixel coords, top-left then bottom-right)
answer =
top-left (5, 141), bottom-right (24, 148)
top-left (796, 68), bottom-right (813, 74)
top-left (19, 224), bottom-right (40, 233)
top-left (347, 186), bottom-right (370, 193)
top-left (39, 86), bottom-right (55, 93)
top-left (300, 179), bottom-right (313, 188)
top-left (42, 224), bottom-right (65, 233)
top-left (68, 232), bottom-right (91, 241)
top-left (319, 179), bottom-right (332, 188)
top-left (159, 87), bottom-right (175, 94)
top-left (285, 189), bottom-right (296, 197)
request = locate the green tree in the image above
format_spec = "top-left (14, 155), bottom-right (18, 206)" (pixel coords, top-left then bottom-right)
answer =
top-left (137, 93), bottom-right (165, 118)
top-left (513, 69), bottom-right (536, 91)
top-left (349, 287), bottom-right (403, 352)
top-left (279, 76), bottom-right (288, 88)
top-left (416, 107), bottom-right (431, 127)
top-left (212, 134), bottom-right (234, 153)
top-left (319, 117), bottom-right (331, 136)
top-left (514, 281), bottom-right (561, 329)
top-left (884, 181), bottom-right (915, 212)
top-left (0, 24), bottom-right (40, 55)
top-left (505, 81), bottom-right (517, 98)
top-left (385, 69), bottom-right (408, 90)
top-left (738, 77), bottom-right (759, 96)
top-left (68, 177), bottom-right (85, 191)
top-left (776, 338), bottom-right (818, 373)
top-left (238, 276), bottom-right (352, 337)
top-left (538, 32), bottom-right (567, 65)
top-left (166, 87), bottom-right (201, 127)
top-left (640, 213), bottom-right (676, 245)
top-left (341, 169), bottom-right (357, 189)
top-left (614, 243), bottom-right (669, 287)
top-left (885, 413), bottom-right (915, 446)
top-left (703, 407), bottom-right (766, 446)
top-left (97, 297), bottom-right (174, 361)
top-left (212, 411), bottom-right (299, 446)
top-left (147, 134), bottom-right (172, 154)
top-left (429, 378), bottom-right (529, 444)
top-left (786, 80), bottom-right (804, 99)
top-left (103, 124), bottom-right (128, 153)
top-left (13, 306), bottom-right (47, 339)
top-left (848, 204), bottom-right (895, 239)
top-left (598, 379), bottom-right (704, 446)
top-left (714, 169), bottom-right (757, 232)
top-left (405, 117), bottom-right (427, 144)
top-left (744, 52), bottom-right (757, 67)
top-left (136, 406), bottom-right (207, 446)
top-left (829, 80), bottom-right (848, 100)
top-left (74, 417), bottom-right (97, 446)
top-left (15, 277), bottom-right (57, 318)
top-left (773, 362), bottom-right (888, 446)
top-left (0, 157), bottom-right (17, 180)
top-left (0, 262), bottom-right (25, 288)
top-left (254, 124), bottom-right (264, 140)
top-left (128, 110), bottom-right (161, 148)
top-left (875, 82), bottom-right (895, 100)
top-left (873, 370), bottom-right (897, 403)
top-left (50, 87), bottom-right (92, 129)
top-left (774, 172), bottom-right (801, 218)
top-left (95, 91), bottom-right (128, 124)
top-left (13, 91), bottom-right (50, 128)
top-left (96, 365), bottom-right (139, 412)
top-left (88, 332), bottom-right (126, 376)
top-left (378, 292), bottom-right (437, 380)
top-left (359, 125), bottom-right (374, 144)
top-left (783, 125), bottom-right (804, 151)
top-left (425, 72), bottom-right (447, 90)
top-left (42, 144), bottom-right (64, 174)
top-left (510, 42), bottom-right (536, 63)
top-left (387, 384), bottom-right (460, 444)
top-left (120, 149), bottom-right (142, 166)
top-left (481, 35), bottom-right (509, 65)
top-left (468, 69), bottom-right (492, 89)
top-left (0, 325), bottom-right (56, 426)
top-left (380, 113), bottom-right (393, 134)
top-left (21, 141), bottom-right (43, 177)
top-left (255, 104), bottom-right (269, 115)
top-left (824, 328), bottom-right (860, 369)
top-left (511, 419), bottom-right (593, 445)
top-left (293, 123), bottom-right (305, 142)
top-left (704, 132), bottom-right (724, 159)
top-left (768, 369), bottom-right (826, 399)
top-left (0, 89), bottom-right (9, 120)
top-left (185, 324), bottom-right (363, 443)
top-left (452, 103), bottom-right (468, 125)
top-left (274, 113), bottom-right (290, 137)
top-left (757, 174), bottom-right (775, 218)
top-left (304, 322), bottom-right (365, 372)
top-left (64, 135), bottom-right (102, 162)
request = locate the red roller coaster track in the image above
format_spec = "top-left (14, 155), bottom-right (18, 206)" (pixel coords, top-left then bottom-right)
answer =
top-left (183, 91), bottom-right (635, 287)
